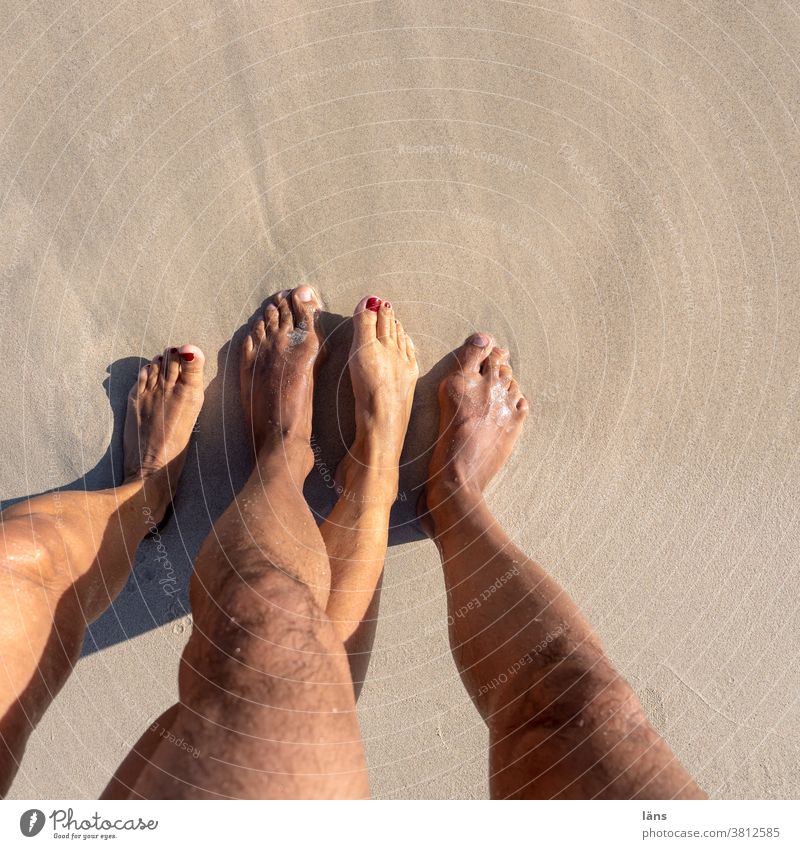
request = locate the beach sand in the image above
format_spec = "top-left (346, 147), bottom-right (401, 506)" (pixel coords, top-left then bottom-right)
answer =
top-left (1, 0), bottom-right (799, 798)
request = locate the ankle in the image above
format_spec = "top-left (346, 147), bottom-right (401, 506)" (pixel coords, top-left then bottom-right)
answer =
top-left (421, 478), bottom-right (486, 541)
top-left (345, 431), bottom-right (401, 489)
top-left (255, 430), bottom-right (313, 471)
top-left (338, 448), bottom-right (399, 504)
top-left (350, 428), bottom-right (403, 470)
top-left (122, 469), bottom-right (172, 522)
top-left (427, 474), bottom-right (484, 515)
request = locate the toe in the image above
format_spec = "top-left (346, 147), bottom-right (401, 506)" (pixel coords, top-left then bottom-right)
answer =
top-left (377, 299), bottom-right (394, 341)
top-left (455, 333), bottom-right (493, 372)
top-left (395, 319), bottom-right (406, 352)
top-left (291, 285), bottom-right (321, 331)
top-left (483, 346), bottom-right (508, 377)
top-left (163, 348), bottom-right (180, 385)
top-left (264, 305), bottom-right (278, 333)
top-left (177, 345), bottom-right (205, 386)
top-left (274, 290), bottom-right (292, 328)
top-left (266, 288), bottom-right (289, 308)
top-left (242, 333), bottom-right (255, 360)
top-left (135, 365), bottom-right (149, 395)
top-left (146, 359), bottom-right (160, 390)
top-left (405, 333), bottom-right (416, 361)
top-left (252, 317), bottom-right (267, 343)
top-left (498, 364), bottom-right (513, 386)
top-left (508, 380), bottom-right (528, 416)
top-left (352, 295), bottom-right (380, 345)
top-left (243, 319), bottom-right (264, 365)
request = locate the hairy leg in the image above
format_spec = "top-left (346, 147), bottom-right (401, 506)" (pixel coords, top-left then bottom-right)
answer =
top-left (121, 288), bottom-right (368, 800)
top-left (321, 296), bottom-right (418, 689)
top-left (0, 345), bottom-right (204, 795)
top-left (422, 334), bottom-right (705, 800)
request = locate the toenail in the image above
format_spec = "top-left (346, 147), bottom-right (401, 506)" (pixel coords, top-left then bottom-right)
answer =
top-left (366, 296), bottom-right (382, 312)
top-left (180, 352), bottom-right (195, 362)
top-left (169, 347), bottom-right (178, 354)
top-left (468, 333), bottom-right (491, 347)
top-left (383, 301), bottom-right (392, 309)
top-left (297, 286), bottom-right (313, 302)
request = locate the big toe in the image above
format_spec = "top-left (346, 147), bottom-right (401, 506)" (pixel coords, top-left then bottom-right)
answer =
top-left (352, 294), bottom-right (381, 345)
top-left (454, 333), bottom-right (493, 373)
top-left (177, 345), bottom-right (205, 387)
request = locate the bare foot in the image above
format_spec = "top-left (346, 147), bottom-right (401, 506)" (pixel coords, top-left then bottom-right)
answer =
top-left (124, 344), bottom-right (205, 518)
top-left (337, 295), bottom-right (419, 500)
top-left (240, 286), bottom-right (324, 474)
top-left (422, 333), bottom-right (528, 531)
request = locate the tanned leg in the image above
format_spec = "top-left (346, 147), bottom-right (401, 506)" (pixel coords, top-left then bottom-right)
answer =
top-left (422, 333), bottom-right (705, 800)
top-left (320, 295), bottom-right (418, 690)
top-left (121, 287), bottom-right (369, 800)
top-left (0, 345), bottom-right (205, 795)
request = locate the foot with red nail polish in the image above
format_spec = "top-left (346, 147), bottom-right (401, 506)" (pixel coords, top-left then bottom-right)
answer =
top-left (338, 296), bottom-right (419, 499)
top-left (316, 299), bottom-right (417, 663)
top-left (239, 286), bottom-right (325, 475)
top-left (123, 343), bottom-right (205, 521)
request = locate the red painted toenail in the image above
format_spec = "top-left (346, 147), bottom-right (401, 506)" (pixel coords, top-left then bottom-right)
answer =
top-left (180, 352), bottom-right (195, 362)
top-left (366, 296), bottom-right (382, 312)
top-left (383, 301), bottom-right (392, 309)
top-left (170, 347), bottom-right (178, 354)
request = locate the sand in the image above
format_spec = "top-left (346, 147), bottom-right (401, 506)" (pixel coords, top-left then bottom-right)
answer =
top-left (2, 0), bottom-right (799, 799)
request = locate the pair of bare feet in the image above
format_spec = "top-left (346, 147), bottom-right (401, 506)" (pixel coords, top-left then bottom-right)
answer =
top-left (125, 286), bottom-right (527, 545)
top-left (107, 287), bottom-right (531, 798)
